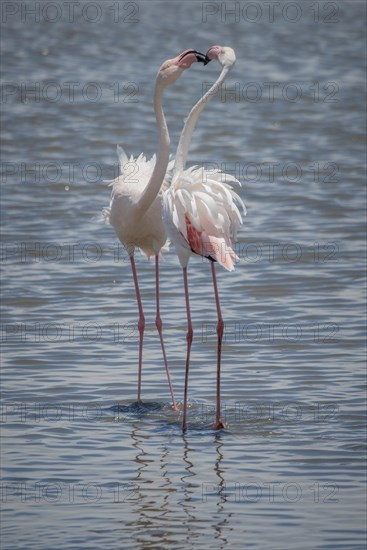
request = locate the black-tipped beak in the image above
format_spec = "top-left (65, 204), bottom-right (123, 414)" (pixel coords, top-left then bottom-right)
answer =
top-left (193, 50), bottom-right (211, 65)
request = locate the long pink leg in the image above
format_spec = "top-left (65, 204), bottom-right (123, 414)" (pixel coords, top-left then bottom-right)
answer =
top-left (211, 261), bottom-right (225, 429)
top-left (182, 267), bottom-right (193, 432)
top-left (130, 255), bottom-right (145, 402)
top-left (155, 255), bottom-right (178, 411)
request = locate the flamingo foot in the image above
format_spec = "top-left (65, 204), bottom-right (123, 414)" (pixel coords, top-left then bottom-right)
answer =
top-left (213, 419), bottom-right (226, 430)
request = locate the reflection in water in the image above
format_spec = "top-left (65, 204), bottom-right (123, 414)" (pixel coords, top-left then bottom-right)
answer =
top-left (159, 445), bottom-right (173, 522)
top-left (129, 424), bottom-right (179, 547)
top-left (124, 425), bottom-right (235, 548)
top-left (128, 424), bottom-right (152, 544)
top-left (180, 434), bottom-right (196, 545)
top-left (213, 434), bottom-right (232, 548)
top-left (179, 432), bottom-right (233, 549)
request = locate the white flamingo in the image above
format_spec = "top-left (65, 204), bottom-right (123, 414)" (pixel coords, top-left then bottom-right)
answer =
top-left (162, 46), bottom-right (246, 431)
top-left (103, 49), bottom-right (207, 411)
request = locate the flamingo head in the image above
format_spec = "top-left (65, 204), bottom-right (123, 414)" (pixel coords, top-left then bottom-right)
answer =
top-left (156, 49), bottom-right (208, 86)
top-left (205, 45), bottom-right (236, 68)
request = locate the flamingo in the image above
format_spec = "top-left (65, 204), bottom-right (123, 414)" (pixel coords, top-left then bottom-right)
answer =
top-left (162, 46), bottom-right (246, 431)
top-left (103, 49), bottom-right (208, 411)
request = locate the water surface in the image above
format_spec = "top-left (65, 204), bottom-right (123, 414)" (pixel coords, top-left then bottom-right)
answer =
top-left (1, 1), bottom-right (366, 548)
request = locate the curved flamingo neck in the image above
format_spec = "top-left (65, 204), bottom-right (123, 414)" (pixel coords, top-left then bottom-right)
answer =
top-left (173, 64), bottom-right (231, 178)
top-left (136, 82), bottom-right (170, 215)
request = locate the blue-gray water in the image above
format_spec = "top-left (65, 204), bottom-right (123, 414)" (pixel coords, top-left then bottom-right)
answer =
top-left (1, 1), bottom-right (366, 548)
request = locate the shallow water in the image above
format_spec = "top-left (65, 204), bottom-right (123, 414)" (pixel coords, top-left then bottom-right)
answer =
top-left (1, 1), bottom-right (366, 548)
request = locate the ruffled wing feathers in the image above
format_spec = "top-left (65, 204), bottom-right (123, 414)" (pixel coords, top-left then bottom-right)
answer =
top-left (164, 165), bottom-right (246, 270)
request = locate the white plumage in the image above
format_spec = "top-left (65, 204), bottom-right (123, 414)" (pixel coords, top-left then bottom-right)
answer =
top-left (104, 145), bottom-right (172, 259)
top-left (163, 163), bottom-right (245, 270)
